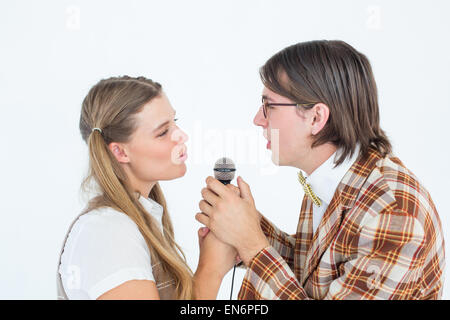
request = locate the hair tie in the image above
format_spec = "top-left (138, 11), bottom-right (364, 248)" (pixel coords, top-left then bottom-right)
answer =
top-left (92, 127), bottom-right (103, 134)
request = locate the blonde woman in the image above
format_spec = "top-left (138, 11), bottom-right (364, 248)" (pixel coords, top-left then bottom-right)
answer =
top-left (56, 76), bottom-right (236, 300)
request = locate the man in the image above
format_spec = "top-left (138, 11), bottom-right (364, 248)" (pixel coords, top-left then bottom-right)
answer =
top-left (195, 40), bottom-right (445, 299)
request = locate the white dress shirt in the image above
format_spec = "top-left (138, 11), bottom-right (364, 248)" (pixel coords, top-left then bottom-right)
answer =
top-left (59, 195), bottom-right (163, 300)
top-left (304, 145), bottom-right (360, 234)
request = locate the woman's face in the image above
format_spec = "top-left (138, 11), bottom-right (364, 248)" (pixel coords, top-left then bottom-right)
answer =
top-left (112, 92), bottom-right (188, 194)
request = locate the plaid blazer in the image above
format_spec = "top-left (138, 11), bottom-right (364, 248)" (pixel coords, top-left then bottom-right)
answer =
top-left (238, 147), bottom-right (445, 300)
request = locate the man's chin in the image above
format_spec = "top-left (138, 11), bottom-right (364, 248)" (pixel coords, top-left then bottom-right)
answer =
top-left (273, 155), bottom-right (296, 168)
top-left (271, 152), bottom-right (283, 166)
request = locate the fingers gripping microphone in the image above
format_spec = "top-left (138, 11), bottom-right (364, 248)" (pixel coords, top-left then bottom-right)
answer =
top-left (213, 157), bottom-right (236, 185)
top-left (213, 157), bottom-right (237, 300)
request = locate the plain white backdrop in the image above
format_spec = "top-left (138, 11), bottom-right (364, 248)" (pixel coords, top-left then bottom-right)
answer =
top-left (1, 0), bottom-right (449, 299)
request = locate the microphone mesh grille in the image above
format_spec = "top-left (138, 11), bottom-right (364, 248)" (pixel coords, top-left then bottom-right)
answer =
top-left (214, 157), bottom-right (236, 181)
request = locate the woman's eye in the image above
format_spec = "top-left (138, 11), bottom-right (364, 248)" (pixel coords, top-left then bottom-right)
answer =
top-left (157, 129), bottom-right (169, 137)
top-left (157, 118), bottom-right (178, 137)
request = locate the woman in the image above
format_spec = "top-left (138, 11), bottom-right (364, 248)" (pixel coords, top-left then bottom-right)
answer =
top-left (57, 76), bottom-right (236, 299)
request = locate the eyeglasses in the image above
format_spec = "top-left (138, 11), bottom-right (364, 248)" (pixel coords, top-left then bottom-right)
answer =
top-left (261, 97), bottom-right (317, 119)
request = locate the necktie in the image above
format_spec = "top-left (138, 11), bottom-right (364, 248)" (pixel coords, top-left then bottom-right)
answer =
top-left (297, 171), bottom-right (322, 207)
top-left (296, 194), bottom-right (314, 282)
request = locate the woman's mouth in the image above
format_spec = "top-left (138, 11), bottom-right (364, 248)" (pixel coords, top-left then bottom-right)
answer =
top-left (178, 146), bottom-right (188, 162)
top-left (179, 152), bottom-right (188, 162)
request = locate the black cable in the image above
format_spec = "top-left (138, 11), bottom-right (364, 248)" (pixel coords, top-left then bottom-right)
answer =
top-left (230, 264), bottom-right (237, 300)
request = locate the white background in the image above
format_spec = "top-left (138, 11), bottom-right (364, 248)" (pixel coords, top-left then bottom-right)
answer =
top-left (1, 0), bottom-right (449, 299)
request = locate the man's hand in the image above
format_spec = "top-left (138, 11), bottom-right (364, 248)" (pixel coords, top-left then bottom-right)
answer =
top-left (195, 176), bottom-right (270, 266)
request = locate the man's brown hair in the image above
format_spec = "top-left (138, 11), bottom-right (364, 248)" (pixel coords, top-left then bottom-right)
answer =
top-left (260, 40), bottom-right (392, 165)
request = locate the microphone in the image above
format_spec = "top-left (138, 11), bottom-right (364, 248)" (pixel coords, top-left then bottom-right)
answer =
top-left (213, 157), bottom-right (236, 185)
top-left (213, 157), bottom-right (238, 300)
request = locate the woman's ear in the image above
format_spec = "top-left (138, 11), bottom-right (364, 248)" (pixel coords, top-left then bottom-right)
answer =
top-left (310, 103), bottom-right (330, 135)
top-left (108, 142), bottom-right (130, 164)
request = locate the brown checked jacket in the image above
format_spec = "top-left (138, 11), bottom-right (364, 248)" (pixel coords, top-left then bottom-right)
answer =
top-left (238, 147), bottom-right (445, 300)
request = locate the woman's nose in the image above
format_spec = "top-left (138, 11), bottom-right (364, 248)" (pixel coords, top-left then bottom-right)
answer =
top-left (253, 106), bottom-right (268, 128)
top-left (172, 127), bottom-right (189, 144)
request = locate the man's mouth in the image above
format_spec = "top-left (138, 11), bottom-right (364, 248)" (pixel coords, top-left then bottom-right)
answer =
top-left (264, 129), bottom-right (271, 149)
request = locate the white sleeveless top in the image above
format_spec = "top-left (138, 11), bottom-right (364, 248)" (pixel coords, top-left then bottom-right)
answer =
top-left (58, 196), bottom-right (164, 300)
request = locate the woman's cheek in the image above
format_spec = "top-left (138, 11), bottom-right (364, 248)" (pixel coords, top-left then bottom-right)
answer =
top-left (146, 141), bottom-right (171, 165)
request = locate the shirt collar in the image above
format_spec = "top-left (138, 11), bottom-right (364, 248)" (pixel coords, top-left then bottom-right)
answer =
top-left (304, 144), bottom-right (361, 207)
top-left (138, 195), bottom-right (164, 221)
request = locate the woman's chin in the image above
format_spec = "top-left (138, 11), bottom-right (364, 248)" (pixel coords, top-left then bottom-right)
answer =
top-left (169, 163), bottom-right (188, 180)
top-left (154, 163), bottom-right (188, 182)
top-left (178, 163), bottom-right (187, 176)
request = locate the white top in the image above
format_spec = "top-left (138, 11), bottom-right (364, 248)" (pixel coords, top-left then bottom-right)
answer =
top-left (304, 145), bottom-right (360, 234)
top-left (59, 195), bottom-right (164, 300)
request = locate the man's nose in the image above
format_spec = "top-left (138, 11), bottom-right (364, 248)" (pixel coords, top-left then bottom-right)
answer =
top-left (253, 106), bottom-right (268, 128)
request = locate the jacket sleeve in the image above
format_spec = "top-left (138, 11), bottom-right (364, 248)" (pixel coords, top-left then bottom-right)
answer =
top-left (239, 212), bottom-right (432, 300)
top-left (260, 215), bottom-right (295, 270)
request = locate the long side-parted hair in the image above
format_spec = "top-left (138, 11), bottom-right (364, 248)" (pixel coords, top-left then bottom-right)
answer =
top-left (79, 75), bottom-right (194, 299)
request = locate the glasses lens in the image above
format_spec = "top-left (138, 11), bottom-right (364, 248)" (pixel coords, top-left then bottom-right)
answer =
top-left (262, 99), bottom-right (267, 118)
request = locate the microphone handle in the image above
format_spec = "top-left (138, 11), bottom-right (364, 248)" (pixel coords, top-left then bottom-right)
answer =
top-left (218, 180), bottom-right (231, 185)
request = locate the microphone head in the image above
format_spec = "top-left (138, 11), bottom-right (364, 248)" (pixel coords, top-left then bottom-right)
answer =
top-left (213, 157), bottom-right (236, 182)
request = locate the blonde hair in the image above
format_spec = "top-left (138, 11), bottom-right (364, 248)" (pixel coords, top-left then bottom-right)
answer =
top-left (79, 76), bottom-right (194, 299)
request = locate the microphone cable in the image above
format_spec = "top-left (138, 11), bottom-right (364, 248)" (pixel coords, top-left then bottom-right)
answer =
top-left (230, 264), bottom-right (237, 300)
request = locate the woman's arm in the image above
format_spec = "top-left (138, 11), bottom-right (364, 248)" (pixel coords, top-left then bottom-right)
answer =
top-left (193, 267), bottom-right (223, 299)
top-left (194, 227), bottom-right (237, 299)
top-left (97, 280), bottom-right (160, 300)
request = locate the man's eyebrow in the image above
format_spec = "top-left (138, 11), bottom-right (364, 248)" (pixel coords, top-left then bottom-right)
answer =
top-left (153, 111), bottom-right (177, 132)
top-left (262, 95), bottom-right (273, 101)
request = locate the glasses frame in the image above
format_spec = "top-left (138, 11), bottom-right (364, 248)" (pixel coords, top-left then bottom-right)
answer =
top-left (261, 97), bottom-right (317, 119)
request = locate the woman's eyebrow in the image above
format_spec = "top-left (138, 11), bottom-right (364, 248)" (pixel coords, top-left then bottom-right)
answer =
top-left (153, 120), bottom-right (170, 132)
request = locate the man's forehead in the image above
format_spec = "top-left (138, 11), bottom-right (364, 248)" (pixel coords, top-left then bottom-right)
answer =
top-left (262, 87), bottom-right (282, 101)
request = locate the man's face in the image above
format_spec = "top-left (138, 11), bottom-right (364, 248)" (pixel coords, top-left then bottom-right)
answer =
top-left (253, 86), bottom-right (315, 167)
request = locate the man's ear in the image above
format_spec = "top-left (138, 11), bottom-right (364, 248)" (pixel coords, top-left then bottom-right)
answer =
top-left (108, 142), bottom-right (130, 164)
top-left (310, 103), bottom-right (330, 135)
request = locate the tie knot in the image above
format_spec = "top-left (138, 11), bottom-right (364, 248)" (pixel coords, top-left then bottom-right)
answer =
top-left (297, 171), bottom-right (308, 187)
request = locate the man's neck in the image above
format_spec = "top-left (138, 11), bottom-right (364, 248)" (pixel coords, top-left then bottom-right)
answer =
top-left (294, 143), bottom-right (337, 176)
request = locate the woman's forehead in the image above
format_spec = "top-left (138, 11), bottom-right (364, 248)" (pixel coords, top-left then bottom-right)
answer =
top-left (136, 94), bottom-right (175, 130)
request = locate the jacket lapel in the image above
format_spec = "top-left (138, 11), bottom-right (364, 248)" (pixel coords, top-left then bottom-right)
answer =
top-left (300, 147), bottom-right (382, 285)
top-left (301, 193), bottom-right (346, 285)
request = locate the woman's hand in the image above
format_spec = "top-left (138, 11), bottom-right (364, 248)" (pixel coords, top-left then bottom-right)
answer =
top-left (194, 227), bottom-right (238, 299)
top-left (196, 227), bottom-right (237, 278)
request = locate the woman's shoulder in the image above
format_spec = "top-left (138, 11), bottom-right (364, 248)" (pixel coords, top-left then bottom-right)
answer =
top-left (59, 206), bottom-right (155, 300)
top-left (74, 206), bottom-right (140, 235)
top-left (62, 206), bottom-right (149, 260)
